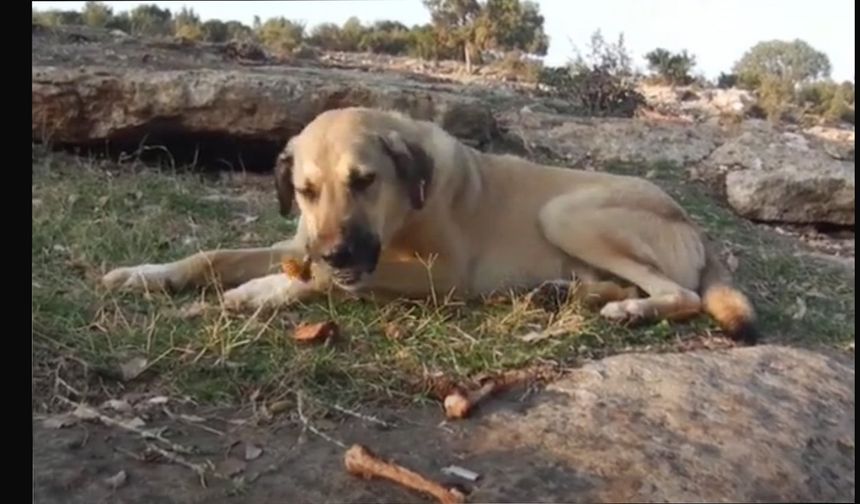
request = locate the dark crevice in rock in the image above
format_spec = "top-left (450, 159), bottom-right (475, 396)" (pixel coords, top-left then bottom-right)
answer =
top-left (39, 126), bottom-right (285, 173)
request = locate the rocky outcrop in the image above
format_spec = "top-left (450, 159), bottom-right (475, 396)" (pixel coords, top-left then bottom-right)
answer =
top-left (31, 26), bottom-right (855, 228)
top-left (32, 66), bottom-right (505, 163)
top-left (469, 345), bottom-right (855, 503)
top-left (703, 122), bottom-right (855, 225)
top-left (726, 165), bottom-right (854, 225)
top-left (498, 109), bottom-right (723, 166)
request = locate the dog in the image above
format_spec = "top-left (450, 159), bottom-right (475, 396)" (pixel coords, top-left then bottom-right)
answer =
top-left (102, 107), bottom-right (758, 343)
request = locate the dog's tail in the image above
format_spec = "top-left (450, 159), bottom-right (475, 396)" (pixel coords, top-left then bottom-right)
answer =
top-left (698, 245), bottom-right (759, 344)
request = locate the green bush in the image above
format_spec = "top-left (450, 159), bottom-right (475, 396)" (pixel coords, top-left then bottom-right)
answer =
top-left (754, 75), bottom-right (797, 123)
top-left (644, 48), bottom-right (696, 85)
top-left (538, 31), bottom-right (643, 117)
top-left (488, 50), bottom-right (542, 82)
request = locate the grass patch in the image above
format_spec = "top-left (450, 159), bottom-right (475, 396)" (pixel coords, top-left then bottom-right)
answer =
top-left (32, 150), bottom-right (854, 413)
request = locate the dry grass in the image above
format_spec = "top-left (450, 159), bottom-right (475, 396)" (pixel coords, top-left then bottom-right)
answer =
top-left (32, 147), bottom-right (854, 414)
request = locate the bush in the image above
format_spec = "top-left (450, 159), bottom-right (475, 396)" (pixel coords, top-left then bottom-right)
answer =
top-left (487, 51), bottom-right (542, 82)
top-left (754, 75), bottom-right (796, 123)
top-left (716, 72), bottom-right (738, 89)
top-left (644, 48), bottom-right (696, 85)
top-left (358, 28), bottom-right (412, 55)
top-left (733, 39), bottom-right (831, 91)
top-left (257, 17), bottom-right (305, 55)
top-left (538, 31), bottom-right (644, 117)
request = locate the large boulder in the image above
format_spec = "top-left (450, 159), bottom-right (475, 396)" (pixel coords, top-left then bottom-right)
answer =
top-left (497, 110), bottom-right (722, 166)
top-left (468, 345), bottom-right (854, 503)
top-left (705, 123), bottom-right (855, 225)
top-left (726, 165), bottom-right (855, 225)
top-left (32, 66), bottom-right (500, 160)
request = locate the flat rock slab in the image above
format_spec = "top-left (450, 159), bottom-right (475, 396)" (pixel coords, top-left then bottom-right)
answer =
top-left (468, 345), bottom-right (854, 502)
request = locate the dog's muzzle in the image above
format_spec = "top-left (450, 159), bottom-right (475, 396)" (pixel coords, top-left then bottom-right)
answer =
top-left (319, 225), bottom-right (381, 288)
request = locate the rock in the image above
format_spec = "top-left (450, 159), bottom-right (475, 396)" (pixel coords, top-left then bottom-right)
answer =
top-left (726, 165), bottom-right (855, 225)
top-left (500, 110), bottom-right (722, 166)
top-left (704, 122), bottom-right (855, 225)
top-left (32, 65), bottom-right (500, 168)
top-left (469, 345), bottom-right (854, 503)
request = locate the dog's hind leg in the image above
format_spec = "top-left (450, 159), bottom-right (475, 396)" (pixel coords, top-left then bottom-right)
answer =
top-left (538, 195), bottom-right (706, 323)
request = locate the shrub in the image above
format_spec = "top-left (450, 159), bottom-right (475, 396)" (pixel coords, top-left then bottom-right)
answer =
top-left (538, 31), bottom-right (644, 117)
top-left (644, 48), bottom-right (696, 85)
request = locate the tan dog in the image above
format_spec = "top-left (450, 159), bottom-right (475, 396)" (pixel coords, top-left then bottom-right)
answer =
top-left (102, 107), bottom-right (758, 343)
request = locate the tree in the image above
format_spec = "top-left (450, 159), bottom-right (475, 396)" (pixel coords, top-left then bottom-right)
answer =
top-left (733, 39), bottom-right (831, 88)
top-left (308, 22), bottom-right (344, 50)
top-left (479, 0), bottom-right (548, 56)
top-left (129, 4), bottom-right (172, 37)
top-left (644, 48), bottom-right (696, 85)
top-left (82, 1), bottom-right (112, 28)
top-left (173, 7), bottom-right (203, 42)
top-left (202, 20), bottom-right (229, 43)
top-left (423, 0), bottom-right (483, 72)
top-left (257, 17), bottom-right (305, 55)
top-left (225, 21), bottom-right (253, 41)
top-left (340, 17), bottom-right (367, 52)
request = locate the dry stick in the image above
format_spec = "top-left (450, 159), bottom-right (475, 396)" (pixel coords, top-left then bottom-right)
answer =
top-left (145, 443), bottom-right (211, 488)
top-left (55, 396), bottom-right (196, 455)
top-left (327, 402), bottom-right (396, 429)
top-left (344, 444), bottom-right (466, 504)
top-left (296, 392), bottom-right (348, 449)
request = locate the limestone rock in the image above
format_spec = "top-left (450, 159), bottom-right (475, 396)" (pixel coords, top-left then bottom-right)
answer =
top-left (469, 345), bottom-right (855, 503)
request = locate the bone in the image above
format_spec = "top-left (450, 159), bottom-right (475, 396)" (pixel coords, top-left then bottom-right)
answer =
top-left (344, 444), bottom-right (465, 504)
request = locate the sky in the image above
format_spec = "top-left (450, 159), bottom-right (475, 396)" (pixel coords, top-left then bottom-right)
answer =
top-left (32, 0), bottom-right (855, 81)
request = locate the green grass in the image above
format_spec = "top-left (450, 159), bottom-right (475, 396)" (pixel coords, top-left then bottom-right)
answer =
top-left (32, 149), bottom-right (854, 413)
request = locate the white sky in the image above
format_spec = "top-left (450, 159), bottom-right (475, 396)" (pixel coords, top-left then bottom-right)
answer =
top-left (32, 0), bottom-right (855, 81)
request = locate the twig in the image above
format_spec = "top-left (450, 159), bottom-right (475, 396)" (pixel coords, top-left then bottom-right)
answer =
top-left (296, 392), bottom-right (347, 449)
top-left (55, 396), bottom-right (196, 455)
top-left (146, 443), bottom-right (210, 488)
top-left (327, 402), bottom-right (396, 429)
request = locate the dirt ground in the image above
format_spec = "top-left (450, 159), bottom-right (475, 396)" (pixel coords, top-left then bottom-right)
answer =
top-left (33, 391), bottom-right (578, 504)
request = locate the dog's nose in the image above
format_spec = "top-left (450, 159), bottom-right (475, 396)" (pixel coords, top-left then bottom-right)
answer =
top-left (321, 243), bottom-right (355, 269)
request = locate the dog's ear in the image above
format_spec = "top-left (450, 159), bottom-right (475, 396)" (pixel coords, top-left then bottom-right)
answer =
top-left (379, 132), bottom-right (434, 210)
top-left (273, 139), bottom-right (295, 217)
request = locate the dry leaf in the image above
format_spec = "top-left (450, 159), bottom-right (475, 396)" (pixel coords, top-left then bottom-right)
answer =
top-left (293, 321), bottom-right (338, 343)
top-left (120, 357), bottom-right (148, 382)
top-left (97, 195), bottom-right (110, 208)
top-left (244, 443), bottom-right (263, 461)
top-left (725, 250), bottom-right (740, 273)
top-left (105, 470), bottom-right (128, 490)
top-left (268, 400), bottom-right (291, 415)
top-left (218, 458), bottom-right (247, 477)
top-left (42, 414), bottom-right (77, 429)
top-left (383, 322), bottom-right (404, 340)
top-left (101, 399), bottom-right (133, 414)
top-left (792, 297), bottom-right (808, 320)
top-left (120, 417), bottom-right (147, 429)
top-left (72, 404), bottom-right (100, 421)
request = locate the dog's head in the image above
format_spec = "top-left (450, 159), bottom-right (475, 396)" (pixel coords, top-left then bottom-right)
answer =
top-left (273, 108), bottom-right (434, 289)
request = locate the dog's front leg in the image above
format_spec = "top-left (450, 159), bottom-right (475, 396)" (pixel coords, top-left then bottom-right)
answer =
top-left (102, 236), bottom-right (308, 293)
top-left (220, 261), bottom-right (335, 311)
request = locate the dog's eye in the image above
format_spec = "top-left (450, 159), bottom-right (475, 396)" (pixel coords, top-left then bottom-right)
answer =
top-left (350, 173), bottom-right (376, 193)
top-left (297, 186), bottom-right (318, 201)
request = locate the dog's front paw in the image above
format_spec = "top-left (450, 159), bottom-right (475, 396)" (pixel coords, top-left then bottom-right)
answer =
top-left (102, 264), bottom-right (175, 292)
top-left (222, 274), bottom-right (314, 311)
